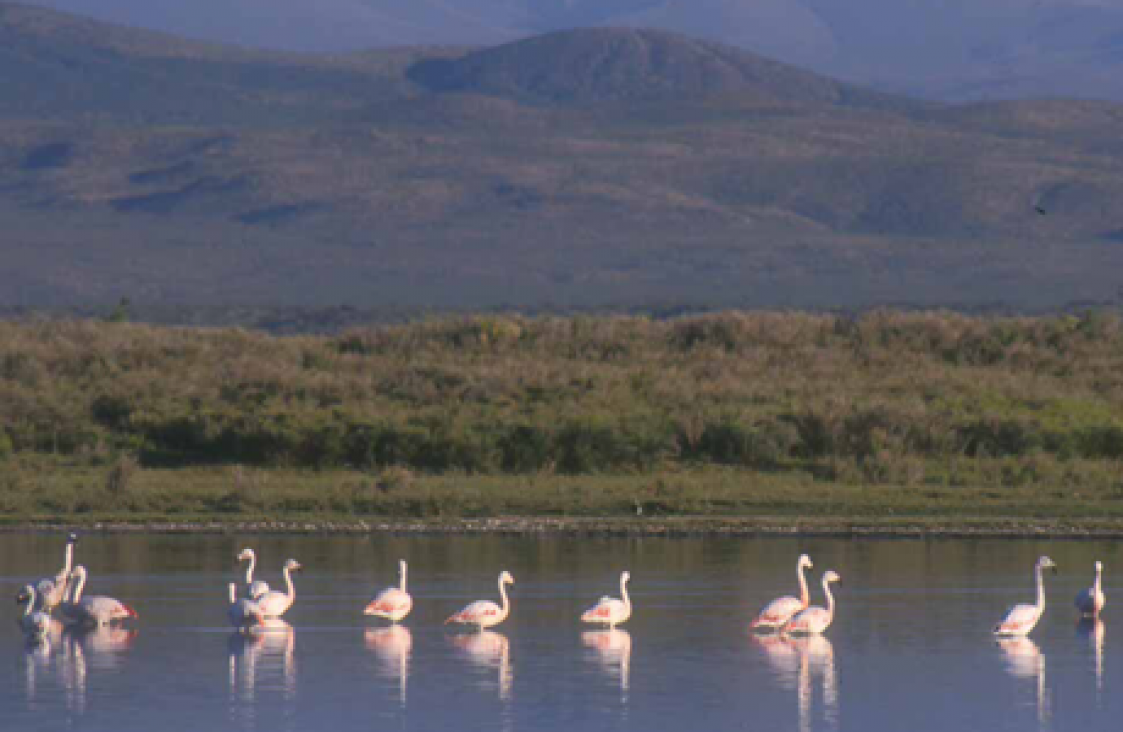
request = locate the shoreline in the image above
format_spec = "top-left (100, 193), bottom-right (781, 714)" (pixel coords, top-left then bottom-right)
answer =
top-left (3, 515), bottom-right (1123, 538)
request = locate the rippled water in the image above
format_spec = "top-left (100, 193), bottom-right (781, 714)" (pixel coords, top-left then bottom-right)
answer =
top-left (2, 533), bottom-right (1120, 731)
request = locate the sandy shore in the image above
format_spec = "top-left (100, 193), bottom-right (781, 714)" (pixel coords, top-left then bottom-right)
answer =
top-left (4, 515), bottom-right (1123, 538)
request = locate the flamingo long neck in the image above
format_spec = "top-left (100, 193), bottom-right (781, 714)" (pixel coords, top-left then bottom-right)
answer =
top-left (283, 566), bottom-right (296, 600)
top-left (1035, 564), bottom-right (1046, 612)
top-left (620, 575), bottom-right (631, 614)
top-left (63, 541), bottom-right (74, 576)
top-left (1094, 565), bottom-right (1102, 594)
top-left (797, 561), bottom-right (810, 608)
top-left (498, 577), bottom-right (510, 620)
top-left (400, 562), bottom-right (408, 593)
top-left (822, 578), bottom-right (836, 622)
top-left (24, 588), bottom-right (35, 619)
top-left (72, 569), bottom-right (87, 602)
top-left (245, 552), bottom-right (256, 586)
top-left (229, 583), bottom-right (237, 604)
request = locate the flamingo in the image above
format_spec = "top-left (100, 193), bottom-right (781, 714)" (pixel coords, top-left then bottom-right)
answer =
top-left (228, 582), bottom-right (266, 631)
top-left (16, 585), bottom-right (51, 640)
top-left (751, 554), bottom-right (814, 631)
top-left (35, 532), bottom-right (77, 613)
top-left (364, 559), bottom-right (414, 623)
top-left (994, 556), bottom-right (1057, 636)
top-left (445, 571), bottom-right (515, 629)
top-left (784, 571), bottom-right (841, 635)
top-left (237, 548), bottom-right (271, 600)
top-left (61, 565), bottom-right (138, 626)
top-left (255, 559), bottom-right (302, 618)
top-left (1074, 561), bottom-right (1106, 618)
top-left (581, 571), bottom-right (632, 628)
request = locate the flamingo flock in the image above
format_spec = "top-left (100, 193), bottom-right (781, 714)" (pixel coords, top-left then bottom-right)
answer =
top-left (14, 537), bottom-right (1111, 650)
top-left (14, 534), bottom-right (138, 642)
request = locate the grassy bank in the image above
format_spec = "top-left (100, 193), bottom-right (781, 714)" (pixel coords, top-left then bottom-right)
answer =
top-left (2, 312), bottom-right (1123, 527)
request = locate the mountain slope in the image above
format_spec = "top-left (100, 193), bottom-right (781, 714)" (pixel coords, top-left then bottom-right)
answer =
top-left (2, 5), bottom-right (1123, 321)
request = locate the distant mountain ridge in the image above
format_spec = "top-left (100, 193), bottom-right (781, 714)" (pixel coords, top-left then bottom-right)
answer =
top-left (3, 3), bottom-right (1123, 322)
top-left (15, 0), bottom-right (1123, 102)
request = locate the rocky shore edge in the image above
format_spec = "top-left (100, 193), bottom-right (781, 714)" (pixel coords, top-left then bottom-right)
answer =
top-left (3, 516), bottom-right (1123, 538)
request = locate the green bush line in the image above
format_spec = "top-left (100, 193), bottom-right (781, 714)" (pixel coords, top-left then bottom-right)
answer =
top-left (2, 312), bottom-right (1123, 495)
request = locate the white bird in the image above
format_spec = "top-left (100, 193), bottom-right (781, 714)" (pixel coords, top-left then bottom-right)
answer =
top-left (581, 571), bottom-right (632, 628)
top-left (1075, 561), bottom-right (1106, 618)
top-left (16, 585), bottom-right (51, 640)
top-left (237, 548), bottom-right (271, 600)
top-left (228, 582), bottom-right (266, 631)
top-left (784, 571), bottom-right (841, 635)
top-left (445, 571), bottom-right (515, 629)
top-left (35, 533), bottom-right (77, 613)
top-left (994, 556), bottom-right (1057, 636)
top-left (364, 559), bottom-right (414, 623)
top-left (751, 554), bottom-right (813, 631)
top-left (60, 565), bottom-right (138, 627)
top-left (255, 559), bottom-right (302, 618)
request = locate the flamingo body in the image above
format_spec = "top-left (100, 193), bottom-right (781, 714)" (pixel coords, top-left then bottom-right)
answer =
top-left (17, 585), bottom-right (51, 640)
top-left (256, 559), bottom-right (302, 618)
top-left (994, 556), bottom-right (1056, 636)
top-left (1075, 561), bottom-right (1106, 617)
top-left (785, 570), bottom-right (841, 635)
top-left (581, 571), bottom-right (632, 628)
top-left (365, 560), bottom-right (413, 623)
top-left (752, 554), bottom-right (813, 630)
top-left (61, 565), bottom-right (138, 627)
top-left (446, 571), bottom-right (514, 629)
top-left (227, 583), bottom-right (266, 630)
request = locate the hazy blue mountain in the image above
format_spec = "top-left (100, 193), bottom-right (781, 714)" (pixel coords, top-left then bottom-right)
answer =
top-left (4, 3), bottom-right (1123, 323)
top-left (16, 0), bottom-right (1123, 100)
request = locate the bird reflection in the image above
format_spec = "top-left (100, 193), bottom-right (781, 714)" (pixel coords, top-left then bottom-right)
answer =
top-left (1076, 618), bottom-right (1105, 697)
top-left (228, 619), bottom-right (297, 707)
top-left (365, 625), bottom-right (412, 706)
top-left (997, 637), bottom-right (1050, 727)
top-left (21, 624), bottom-right (137, 715)
top-left (752, 633), bottom-right (836, 732)
top-left (787, 635), bottom-right (838, 732)
top-left (582, 629), bottom-right (632, 699)
top-left (449, 631), bottom-right (512, 701)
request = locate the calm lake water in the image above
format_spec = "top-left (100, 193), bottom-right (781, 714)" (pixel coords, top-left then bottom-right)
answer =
top-left (2, 533), bottom-right (1120, 731)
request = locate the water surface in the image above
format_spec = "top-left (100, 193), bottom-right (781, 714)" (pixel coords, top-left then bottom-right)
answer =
top-left (2, 533), bottom-right (1119, 731)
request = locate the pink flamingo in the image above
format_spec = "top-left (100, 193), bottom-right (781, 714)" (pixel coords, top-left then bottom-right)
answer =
top-left (994, 556), bottom-right (1057, 636)
top-left (61, 566), bottom-right (138, 626)
top-left (445, 571), bottom-right (514, 629)
top-left (581, 571), bottom-right (632, 628)
top-left (751, 554), bottom-right (813, 631)
top-left (364, 560), bottom-right (414, 623)
top-left (1075, 561), bottom-right (1106, 618)
top-left (784, 571), bottom-right (841, 635)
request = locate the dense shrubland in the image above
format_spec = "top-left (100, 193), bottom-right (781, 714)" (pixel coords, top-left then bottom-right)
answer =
top-left (2, 311), bottom-right (1123, 517)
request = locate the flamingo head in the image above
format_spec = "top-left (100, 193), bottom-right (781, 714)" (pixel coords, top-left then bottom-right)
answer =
top-left (799, 554), bottom-right (813, 569)
top-left (285, 559), bottom-right (303, 572)
top-left (1038, 556), bottom-right (1057, 574)
top-left (399, 559), bottom-right (408, 574)
top-left (823, 570), bottom-right (841, 585)
top-left (67, 532), bottom-right (78, 545)
top-left (236, 548), bottom-right (254, 562)
top-left (1095, 560), bottom-right (1103, 572)
top-left (16, 586), bottom-right (34, 605)
top-left (69, 565), bottom-right (88, 582)
top-left (500, 570), bottom-right (514, 585)
top-left (621, 570), bottom-right (631, 583)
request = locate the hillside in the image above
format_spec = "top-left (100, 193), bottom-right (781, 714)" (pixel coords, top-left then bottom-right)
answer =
top-left (2, 5), bottom-right (1123, 323)
top-left (16, 0), bottom-right (1123, 102)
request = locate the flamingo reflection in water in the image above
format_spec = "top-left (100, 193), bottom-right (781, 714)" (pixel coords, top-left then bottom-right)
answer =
top-left (1076, 618), bottom-right (1106, 698)
top-left (228, 619), bottom-right (296, 707)
top-left (365, 625), bottom-right (412, 706)
top-left (751, 633), bottom-right (837, 732)
top-left (449, 630), bottom-right (512, 701)
top-left (23, 624), bottom-right (138, 715)
top-left (997, 636), bottom-right (1050, 727)
top-left (582, 629), bottom-right (632, 700)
